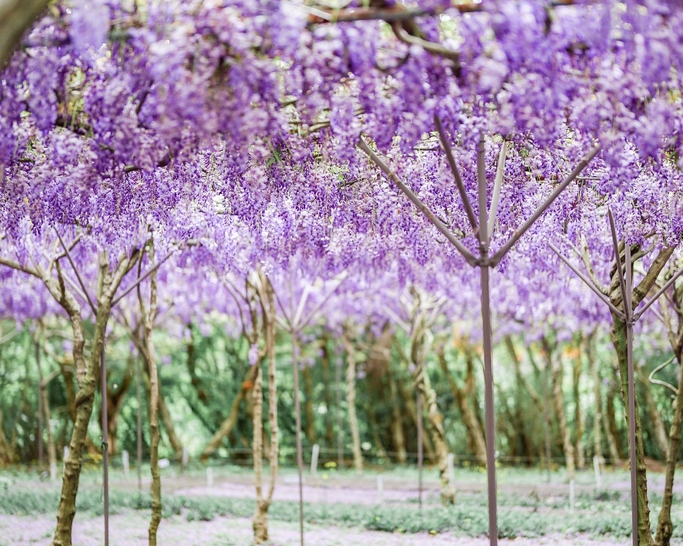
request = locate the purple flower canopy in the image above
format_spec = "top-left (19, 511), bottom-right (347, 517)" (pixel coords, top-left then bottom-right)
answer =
top-left (0, 0), bottom-right (681, 338)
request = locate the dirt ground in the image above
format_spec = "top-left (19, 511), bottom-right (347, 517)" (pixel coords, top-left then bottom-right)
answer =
top-left (0, 513), bottom-right (626, 546)
top-left (0, 466), bottom-right (656, 545)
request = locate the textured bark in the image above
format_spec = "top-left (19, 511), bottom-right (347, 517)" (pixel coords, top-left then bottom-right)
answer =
top-left (140, 367), bottom-right (183, 460)
top-left (157, 384), bottom-right (183, 459)
top-left (611, 316), bottom-right (654, 546)
top-left (606, 245), bottom-right (673, 546)
top-left (654, 345), bottom-right (683, 546)
top-left (51, 252), bottom-right (136, 546)
top-left (0, 0), bottom-right (49, 66)
top-left (200, 365), bottom-right (258, 461)
top-left (138, 244), bottom-right (161, 546)
top-left (542, 338), bottom-right (575, 481)
top-left (0, 406), bottom-right (11, 465)
top-left (654, 281), bottom-right (683, 546)
top-left (341, 329), bottom-right (363, 472)
top-left (437, 346), bottom-right (486, 466)
top-left (252, 270), bottom-right (279, 545)
top-left (100, 357), bottom-right (133, 456)
top-left (410, 313), bottom-right (453, 505)
top-left (252, 360), bottom-right (267, 543)
top-left (636, 365), bottom-right (669, 460)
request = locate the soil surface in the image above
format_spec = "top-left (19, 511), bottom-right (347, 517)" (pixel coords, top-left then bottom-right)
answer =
top-left (0, 513), bottom-right (625, 546)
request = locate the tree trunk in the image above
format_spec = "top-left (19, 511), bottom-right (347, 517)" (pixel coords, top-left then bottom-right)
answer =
top-left (303, 363), bottom-right (317, 445)
top-left (605, 379), bottom-right (623, 463)
top-left (573, 341), bottom-right (585, 470)
top-left (386, 363), bottom-right (407, 464)
top-left (138, 243), bottom-right (162, 546)
top-left (410, 314), bottom-right (454, 505)
top-left (654, 344), bottom-right (683, 546)
top-left (200, 365), bottom-right (258, 461)
top-left (141, 366), bottom-right (184, 460)
top-left (543, 338), bottom-right (575, 482)
top-left (0, 0), bottom-right (49, 66)
top-left (366, 398), bottom-right (387, 458)
top-left (252, 270), bottom-right (279, 545)
top-left (52, 251), bottom-right (135, 546)
top-left (437, 346), bottom-right (486, 466)
top-left (587, 333), bottom-right (603, 465)
top-left (636, 365), bottom-right (669, 460)
top-left (611, 315), bottom-right (654, 546)
top-left (319, 335), bottom-right (335, 450)
top-left (654, 280), bottom-right (683, 546)
top-left (145, 335), bottom-right (161, 545)
top-left (0, 406), bottom-right (11, 465)
top-left (341, 330), bottom-right (363, 472)
top-left (100, 357), bottom-right (133, 456)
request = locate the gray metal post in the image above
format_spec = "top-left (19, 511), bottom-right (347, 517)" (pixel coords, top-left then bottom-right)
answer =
top-left (100, 344), bottom-right (109, 546)
top-left (291, 332), bottom-right (305, 546)
top-left (417, 389), bottom-right (423, 510)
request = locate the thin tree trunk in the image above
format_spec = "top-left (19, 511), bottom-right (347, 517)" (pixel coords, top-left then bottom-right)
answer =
top-left (587, 333), bottom-right (603, 465)
top-left (52, 252), bottom-right (135, 546)
top-left (201, 365), bottom-right (258, 461)
top-left (0, 405), bottom-right (11, 465)
top-left (319, 335), bottom-right (335, 450)
top-left (605, 380), bottom-right (623, 463)
top-left (252, 270), bottom-right (279, 544)
top-left (654, 343), bottom-right (683, 546)
top-left (410, 313), bottom-right (454, 505)
top-left (573, 340), bottom-right (585, 470)
top-left (101, 357), bottom-right (133, 456)
top-left (303, 363), bottom-right (317, 445)
top-left (138, 243), bottom-right (161, 546)
top-left (141, 366), bottom-right (183, 460)
top-left (654, 283), bottom-right (683, 546)
top-left (611, 315), bottom-right (654, 546)
top-left (386, 363), bottom-right (407, 464)
top-left (437, 346), bottom-right (486, 466)
top-left (341, 329), bottom-right (363, 472)
top-left (543, 338), bottom-right (575, 482)
top-left (366, 398), bottom-right (386, 458)
top-left (636, 365), bottom-right (669, 460)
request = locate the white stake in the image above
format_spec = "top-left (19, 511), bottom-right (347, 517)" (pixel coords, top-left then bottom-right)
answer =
top-left (122, 450), bottom-right (130, 479)
top-left (182, 448), bottom-right (189, 468)
top-left (447, 453), bottom-right (455, 485)
top-left (593, 455), bottom-right (602, 489)
top-left (377, 475), bottom-right (383, 504)
top-left (569, 479), bottom-right (575, 512)
top-left (207, 467), bottom-right (213, 488)
top-left (311, 444), bottom-right (319, 476)
top-left (50, 461), bottom-right (57, 483)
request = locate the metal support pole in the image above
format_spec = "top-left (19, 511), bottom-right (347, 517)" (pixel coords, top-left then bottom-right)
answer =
top-left (336, 357), bottom-right (344, 469)
top-left (136, 355), bottom-right (143, 493)
top-left (417, 389), bottom-right (423, 510)
top-left (627, 319), bottom-right (638, 546)
top-left (625, 245), bottom-right (638, 546)
top-left (35, 338), bottom-right (44, 469)
top-left (100, 344), bottom-right (109, 546)
top-left (481, 260), bottom-right (498, 546)
top-left (291, 332), bottom-right (305, 546)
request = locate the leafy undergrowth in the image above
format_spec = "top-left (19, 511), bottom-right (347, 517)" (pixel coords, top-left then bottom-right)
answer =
top-left (0, 487), bottom-right (681, 540)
